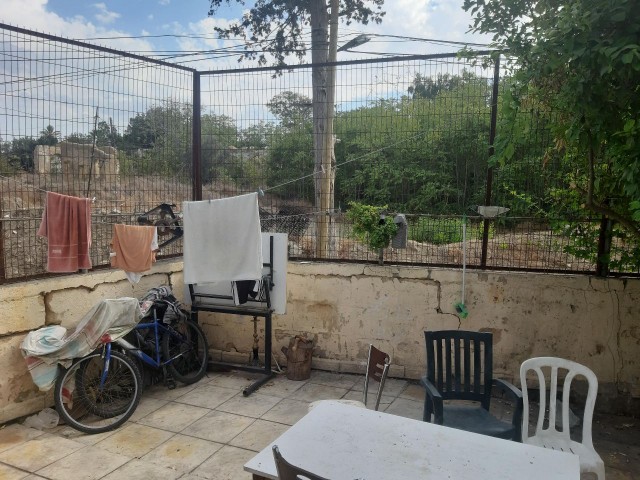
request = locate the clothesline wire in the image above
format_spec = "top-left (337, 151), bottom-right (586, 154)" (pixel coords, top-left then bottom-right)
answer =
top-left (0, 208), bottom-right (342, 228)
top-left (262, 131), bottom-right (429, 193)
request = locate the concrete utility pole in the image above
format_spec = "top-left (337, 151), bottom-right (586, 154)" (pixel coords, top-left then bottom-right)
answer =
top-left (316, 0), bottom-right (339, 258)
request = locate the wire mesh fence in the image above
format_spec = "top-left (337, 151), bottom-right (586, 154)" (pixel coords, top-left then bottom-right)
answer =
top-left (1, 23), bottom-right (636, 283)
top-left (0, 24), bottom-right (193, 281)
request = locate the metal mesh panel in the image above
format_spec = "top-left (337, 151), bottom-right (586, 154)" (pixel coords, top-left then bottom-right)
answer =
top-left (0, 25), bottom-right (193, 281)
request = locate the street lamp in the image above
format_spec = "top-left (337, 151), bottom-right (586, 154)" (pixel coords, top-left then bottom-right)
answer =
top-left (337, 34), bottom-right (372, 52)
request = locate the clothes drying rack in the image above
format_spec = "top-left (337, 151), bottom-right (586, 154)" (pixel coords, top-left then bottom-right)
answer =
top-left (139, 204), bottom-right (276, 396)
top-left (187, 236), bottom-right (276, 396)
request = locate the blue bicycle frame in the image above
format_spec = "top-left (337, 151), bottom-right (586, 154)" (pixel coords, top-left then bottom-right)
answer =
top-left (113, 310), bottom-right (188, 369)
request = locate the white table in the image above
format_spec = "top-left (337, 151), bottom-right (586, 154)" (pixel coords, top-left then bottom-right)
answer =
top-left (244, 401), bottom-right (580, 480)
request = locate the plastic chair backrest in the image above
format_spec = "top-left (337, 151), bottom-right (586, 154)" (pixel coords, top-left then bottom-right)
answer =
top-left (272, 445), bottom-right (329, 480)
top-left (425, 330), bottom-right (493, 410)
top-left (520, 357), bottom-right (598, 449)
top-left (363, 344), bottom-right (391, 410)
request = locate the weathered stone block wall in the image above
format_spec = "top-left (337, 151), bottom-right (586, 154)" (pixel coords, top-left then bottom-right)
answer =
top-left (198, 262), bottom-right (640, 415)
top-left (0, 260), bottom-right (184, 424)
top-left (1, 260), bottom-right (638, 423)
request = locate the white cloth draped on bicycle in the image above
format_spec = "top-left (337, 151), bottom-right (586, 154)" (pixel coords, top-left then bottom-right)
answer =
top-left (182, 193), bottom-right (263, 284)
top-left (20, 298), bottom-right (142, 391)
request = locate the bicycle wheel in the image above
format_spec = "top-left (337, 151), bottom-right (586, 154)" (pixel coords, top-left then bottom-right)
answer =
top-left (161, 319), bottom-right (209, 384)
top-left (54, 350), bottom-right (142, 434)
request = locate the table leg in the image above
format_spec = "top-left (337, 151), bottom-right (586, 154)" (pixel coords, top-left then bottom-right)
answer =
top-left (252, 475), bottom-right (269, 480)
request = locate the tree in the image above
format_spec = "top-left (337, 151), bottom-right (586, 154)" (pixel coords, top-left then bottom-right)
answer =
top-left (6, 137), bottom-right (37, 171)
top-left (408, 73), bottom-right (464, 100)
top-left (208, 1), bottom-right (384, 67)
top-left (463, 0), bottom-right (640, 242)
top-left (238, 121), bottom-right (276, 148)
top-left (267, 91), bottom-right (313, 129)
top-left (37, 125), bottom-right (60, 146)
top-left (208, 0), bottom-right (385, 255)
top-left (201, 113), bottom-right (238, 183)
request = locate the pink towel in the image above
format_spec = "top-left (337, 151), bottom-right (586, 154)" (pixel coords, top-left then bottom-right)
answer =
top-left (37, 192), bottom-right (92, 272)
top-left (110, 224), bottom-right (156, 272)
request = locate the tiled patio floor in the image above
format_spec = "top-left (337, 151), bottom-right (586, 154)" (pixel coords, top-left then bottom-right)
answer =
top-left (0, 369), bottom-right (638, 479)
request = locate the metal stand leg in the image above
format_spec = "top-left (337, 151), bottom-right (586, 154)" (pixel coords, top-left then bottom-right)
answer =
top-left (250, 315), bottom-right (260, 366)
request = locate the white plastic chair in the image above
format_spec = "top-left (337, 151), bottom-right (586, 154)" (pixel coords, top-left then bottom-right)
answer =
top-left (309, 344), bottom-right (390, 412)
top-left (520, 357), bottom-right (605, 480)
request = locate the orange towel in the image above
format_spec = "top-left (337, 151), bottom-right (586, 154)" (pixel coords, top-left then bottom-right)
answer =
top-left (37, 192), bottom-right (92, 272)
top-left (110, 224), bottom-right (156, 273)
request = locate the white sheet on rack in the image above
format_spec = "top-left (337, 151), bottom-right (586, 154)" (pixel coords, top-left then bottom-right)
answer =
top-left (183, 192), bottom-right (263, 284)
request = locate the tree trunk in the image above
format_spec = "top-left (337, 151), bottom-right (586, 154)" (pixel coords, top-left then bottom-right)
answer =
top-left (310, 0), bottom-right (329, 257)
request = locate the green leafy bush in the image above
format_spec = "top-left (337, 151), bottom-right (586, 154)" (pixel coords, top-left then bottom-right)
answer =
top-left (346, 202), bottom-right (398, 250)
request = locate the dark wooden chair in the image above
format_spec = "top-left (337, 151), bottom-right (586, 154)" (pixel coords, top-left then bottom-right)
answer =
top-left (308, 344), bottom-right (390, 412)
top-left (272, 445), bottom-right (329, 480)
top-left (421, 330), bottom-right (523, 441)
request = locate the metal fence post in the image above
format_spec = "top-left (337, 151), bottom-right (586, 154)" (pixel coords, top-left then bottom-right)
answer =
top-left (192, 71), bottom-right (202, 201)
top-left (481, 55), bottom-right (501, 268)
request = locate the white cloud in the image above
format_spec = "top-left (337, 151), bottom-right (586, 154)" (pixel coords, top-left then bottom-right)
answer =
top-left (1, 0), bottom-right (153, 52)
top-left (159, 0), bottom-right (170, 5)
top-left (147, 14), bottom-right (154, 21)
top-left (93, 3), bottom-right (120, 25)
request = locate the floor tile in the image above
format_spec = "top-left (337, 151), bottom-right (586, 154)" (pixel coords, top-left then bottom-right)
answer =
top-left (378, 378), bottom-right (410, 396)
top-left (0, 462), bottom-right (29, 479)
top-left (181, 411), bottom-right (254, 444)
top-left (137, 402), bottom-right (210, 432)
top-left (341, 390), bottom-right (394, 410)
top-left (229, 419), bottom-right (289, 452)
top-left (254, 376), bottom-right (306, 398)
top-left (350, 377), bottom-right (408, 397)
top-left (52, 425), bottom-right (117, 446)
top-left (0, 424), bottom-right (44, 453)
top-left (384, 397), bottom-right (424, 420)
top-left (260, 399), bottom-right (310, 425)
top-left (141, 433), bottom-right (222, 474)
top-left (308, 371), bottom-right (359, 389)
top-left (129, 396), bottom-right (169, 422)
top-left (216, 393), bottom-right (282, 418)
top-left (207, 372), bottom-right (264, 392)
top-left (0, 435), bottom-right (84, 472)
top-left (288, 383), bottom-right (348, 403)
top-left (399, 382), bottom-right (425, 401)
top-left (36, 444), bottom-right (130, 480)
top-left (144, 383), bottom-right (197, 402)
top-left (190, 445), bottom-right (254, 480)
top-left (95, 423), bottom-right (174, 458)
top-left (101, 459), bottom-right (183, 480)
top-left (174, 384), bottom-right (237, 409)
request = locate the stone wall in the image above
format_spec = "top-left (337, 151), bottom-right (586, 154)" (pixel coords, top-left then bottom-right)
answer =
top-left (1, 260), bottom-right (638, 423)
top-left (0, 261), bottom-right (184, 424)
top-left (198, 262), bottom-right (640, 416)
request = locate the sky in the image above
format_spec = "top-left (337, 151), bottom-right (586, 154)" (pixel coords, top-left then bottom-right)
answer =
top-left (0, 0), bottom-right (493, 70)
top-left (0, 0), bottom-right (495, 139)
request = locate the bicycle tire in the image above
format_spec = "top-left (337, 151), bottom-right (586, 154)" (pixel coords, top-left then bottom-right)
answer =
top-left (54, 350), bottom-right (142, 434)
top-left (161, 319), bottom-right (209, 384)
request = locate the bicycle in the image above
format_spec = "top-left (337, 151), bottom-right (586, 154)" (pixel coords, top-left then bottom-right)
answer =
top-left (54, 294), bottom-right (209, 434)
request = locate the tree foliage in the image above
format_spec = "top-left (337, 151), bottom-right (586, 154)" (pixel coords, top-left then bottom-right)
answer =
top-left (208, 0), bottom-right (385, 66)
top-left (37, 125), bottom-right (60, 146)
top-left (267, 91), bottom-right (312, 129)
top-left (346, 201), bottom-right (398, 250)
top-left (464, 0), bottom-right (640, 241)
